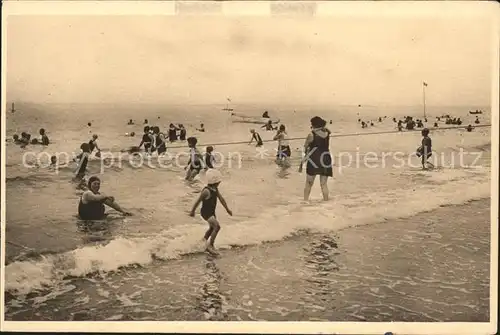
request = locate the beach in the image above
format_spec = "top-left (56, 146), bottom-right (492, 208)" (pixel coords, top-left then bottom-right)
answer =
top-left (3, 103), bottom-right (492, 321)
top-left (5, 198), bottom-right (490, 321)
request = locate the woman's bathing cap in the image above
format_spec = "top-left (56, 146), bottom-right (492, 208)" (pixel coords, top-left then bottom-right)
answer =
top-left (206, 169), bottom-right (222, 185)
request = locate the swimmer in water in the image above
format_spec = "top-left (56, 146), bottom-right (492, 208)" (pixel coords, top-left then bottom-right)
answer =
top-left (168, 124), bottom-right (178, 142)
top-left (189, 169), bottom-right (232, 255)
top-left (249, 129), bottom-right (263, 147)
top-left (152, 126), bottom-right (167, 156)
top-left (261, 120), bottom-right (276, 131)
top-left (78, 176), bottom-right (132, 220)
top-left (19, 132), bottom-right (31, 148)
top-left (416, 128), bottom-right (434, 170)
top-left (88, 134), bottom-right (101, 157)
top-left (12, 134), bottom-right (23, 145)
top-left (128, 119), bottom-right (134, 125)
top-left (204, 146), bottom-right (215, 169)
top-left (273, 124), bottom-right (291, 168)
top-left (39, 128), bottom-right (50, 146)
top-left (139, 126), bottom-right (153, 154)
top-left (178, 124), bottom-right (187, 141)
top-left (74, 142), bottom-right (92, 186)
top-left (185, 137), bottom-right (204, 181)
top-left (197, 123), bottom-right (205, 132)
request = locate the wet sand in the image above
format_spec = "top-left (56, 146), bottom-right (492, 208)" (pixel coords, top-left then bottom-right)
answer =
top-left (5, 198), bottom-right (490, 322)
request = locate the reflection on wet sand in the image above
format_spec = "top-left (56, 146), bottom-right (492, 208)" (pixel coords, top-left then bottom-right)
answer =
top-left (303, 235), bottom-right (340, 305)
top-left (196, 255), bottom-right (228, 320)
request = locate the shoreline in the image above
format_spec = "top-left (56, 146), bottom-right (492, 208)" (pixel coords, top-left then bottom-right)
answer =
top-left (5, 197), bottom-right (491, 321)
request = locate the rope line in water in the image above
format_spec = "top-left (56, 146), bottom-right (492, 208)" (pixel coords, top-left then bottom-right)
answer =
top-left (164, 124), bottom-right (492, 149)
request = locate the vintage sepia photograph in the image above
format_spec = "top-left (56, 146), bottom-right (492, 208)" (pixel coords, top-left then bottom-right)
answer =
top-left (1, 1), bottom-right (498, 334)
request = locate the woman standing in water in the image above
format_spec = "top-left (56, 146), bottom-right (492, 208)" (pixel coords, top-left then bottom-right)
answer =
top-left (78, 176), bottom-right (132, 220)
top-left (299, 116), bottom-right (333, 201)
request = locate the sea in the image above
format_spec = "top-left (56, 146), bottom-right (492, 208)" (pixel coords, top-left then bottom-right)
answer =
top-left (3, 102), bottom-right (492, 322)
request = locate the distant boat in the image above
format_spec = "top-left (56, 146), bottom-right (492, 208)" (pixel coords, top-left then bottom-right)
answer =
top-left (469, 111), bottom-right (483, 115)
top-left (230, 112), bottom-right (280, 125)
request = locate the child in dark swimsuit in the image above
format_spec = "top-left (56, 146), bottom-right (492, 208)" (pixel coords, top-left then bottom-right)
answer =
top-left (189, 169), bottom-right (232, 255)
top-left (416, 128), bottom-right (434, 170)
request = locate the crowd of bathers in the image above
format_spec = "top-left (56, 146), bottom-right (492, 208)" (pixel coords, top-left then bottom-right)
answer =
top-left (11, 128), bottom-right (50, 148)
top-left (356, 113), bottom-right (481, 133)
top-left (8, 108), bottom-right (486, 256)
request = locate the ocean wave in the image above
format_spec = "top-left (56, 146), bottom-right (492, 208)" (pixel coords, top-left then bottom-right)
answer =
top-left (4, 175), bottom-right (491, 296)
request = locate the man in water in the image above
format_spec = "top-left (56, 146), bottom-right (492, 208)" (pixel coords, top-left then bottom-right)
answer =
top-left (152, 126), bottom-right (167, 156)
top-left (416, 128), bottom-right (434, 170)
top-left (189, 169), bottom-right (232, 255)
top-left (168, 124), bottom-right (178, 142)
top-left (139, 126), bottom-right (154, 154)
top-left (88, 134), bottom-right (101, 157)
top-left (204, 146), bottom-right (216, 169)
top-left (249, 129), bottom-right (263, 147)
top-left (185, 137), bottom-right (204, 181)
top-left (178, 124), bottom-right (187, 141)
top-left (74, 142), bottom-right (92, 188)
top-left (273, 124), bottom-right (291, 168)
top-left (78, 176), bottom-right (132, 220)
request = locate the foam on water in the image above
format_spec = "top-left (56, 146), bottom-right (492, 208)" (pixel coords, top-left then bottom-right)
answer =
top-left (5, 174), bottom-right (490, 296)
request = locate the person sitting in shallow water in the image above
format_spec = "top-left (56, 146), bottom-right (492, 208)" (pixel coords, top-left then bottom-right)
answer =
top-left (261, 120), bottom-right (276, 131)
top-left (78, 176), bottom-right (132, 220)
top-left (466, 124), bottom-right (474, 132)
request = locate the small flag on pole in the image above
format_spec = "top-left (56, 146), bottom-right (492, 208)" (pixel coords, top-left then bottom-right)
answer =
top-left (423, 82), bottom-right (428, 87)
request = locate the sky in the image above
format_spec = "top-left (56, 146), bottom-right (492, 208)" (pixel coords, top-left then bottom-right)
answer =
top-left (5, 13), bottom-right (496, 107)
